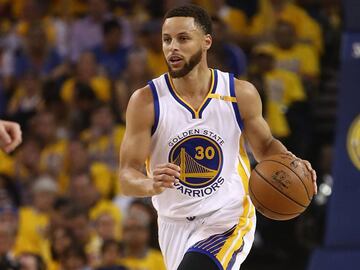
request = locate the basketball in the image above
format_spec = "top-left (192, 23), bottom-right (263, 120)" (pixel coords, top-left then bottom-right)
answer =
top-left (249, 153), bottom-right (314, 221)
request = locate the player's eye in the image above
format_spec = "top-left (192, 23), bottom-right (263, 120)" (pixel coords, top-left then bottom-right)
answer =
top-left (163, 37), bottom-right (171, 43)
top-left (179, 36), bottom-right (189, 42)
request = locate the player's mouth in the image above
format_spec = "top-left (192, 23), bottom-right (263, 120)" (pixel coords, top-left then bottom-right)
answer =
top-left (168, 55), bottom-right (184, 66)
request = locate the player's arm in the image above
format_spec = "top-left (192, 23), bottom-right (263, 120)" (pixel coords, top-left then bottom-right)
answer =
top-left (119, 86), bottom-right (180, 197)
top-left (235, 80), bottom-right (317, 193)
top-left (235, 80), bottom-right (287, 161)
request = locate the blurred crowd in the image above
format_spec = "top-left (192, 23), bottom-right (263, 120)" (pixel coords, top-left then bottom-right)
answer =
top-left (0, 0), bottom-right (341, 270)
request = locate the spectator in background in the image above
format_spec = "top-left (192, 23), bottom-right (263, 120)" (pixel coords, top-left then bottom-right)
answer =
top-left (80, 103), bottom-right (125, 171)
top-left (47, 226), bottom-right (76, 270)
top-left (0, 40), bottom-right (16, 106)
top-left (6, 71), bottom-right (43, 129)
top-left (30, 111), bottom-right (68, 180)
top-left (121, 214), bottom-right (166, 270)
top-left (140, 20), bottom-right (168, 77)
top-left (94, 213), bottom-right (119, 243)
top-left (2, 138), bottom-right (42, 205)
top-left (14, 22), bottom-right (67, 82)
top-left (60, 52), bottom-right (111, 133)
top-left (17, 252), bottom-right (46, 270)
top-left (13, 176), bottom-right (58, 257)
top-left (115, 48), bottom-right (153, 122)
top-left (64, 205), bottom-right (97, 266)
top-left (14, 0), bottom-right (69, 58)
top-left (0, 223), bottom-right (20, 270)
top-left (40, 80), bottom-right (69, 140)
top-left (265, 0), bottom-right (323, 54)
top-left (96, 239), bottom-right (127, 270)
top-left (0, 174), bottom-right (21, 208)
top-left (247, 48), bottom-right (308, 156)
top-left (61, 52), bottom-right (111, 105)
top-left (70, 0), bottom-right (132, 62)
top-left (92, 19), bottom-right (130, 80)
top-left (48, 196), bottom-right (72, 229)
top-left (255, 20), bottom-right (319, 94)
top-left (68, 172), bottom-right (122, 244)
top-left (0, 196), bottom-right (19, 229)
top-left (208, 16), bottom-right (247, 77)
top-left (127, 199), bottom-right (159, 250)
top-left (59, 244), bottom-right (91, 270)
top-left (58, 139), bottom-right (115, 198)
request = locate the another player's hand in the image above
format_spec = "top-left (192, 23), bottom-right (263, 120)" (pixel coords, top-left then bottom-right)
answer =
top-left (285, 151), bottom-right (317, 195)
top-left (152, 163), bottom-right (181, 195)
top-left (0, 120), bottom-right (22, 153)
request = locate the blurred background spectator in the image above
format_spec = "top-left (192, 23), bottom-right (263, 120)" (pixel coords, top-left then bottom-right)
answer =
top-left (0, 0), bottom-right (342, 269)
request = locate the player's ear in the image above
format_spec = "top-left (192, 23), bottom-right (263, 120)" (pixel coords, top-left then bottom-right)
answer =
top-left (203, 34), bottom-right (212, 51)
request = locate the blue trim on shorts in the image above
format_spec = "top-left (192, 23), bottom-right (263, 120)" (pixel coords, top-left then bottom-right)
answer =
top-left (229, 73), bottom-right (244, 131)
top-left (148, 80), bottom-right (160, 135)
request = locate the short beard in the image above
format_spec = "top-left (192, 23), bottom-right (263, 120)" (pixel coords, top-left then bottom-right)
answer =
top-left (167, 49), bottom-right (202, 78)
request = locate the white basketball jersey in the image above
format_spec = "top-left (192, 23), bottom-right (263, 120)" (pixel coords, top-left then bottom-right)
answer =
top-left (148, 69), bottom-right (252, 219)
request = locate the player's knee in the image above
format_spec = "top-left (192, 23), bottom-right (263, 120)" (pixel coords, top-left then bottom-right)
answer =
top-left (177, 252), bottom-right (219, 270)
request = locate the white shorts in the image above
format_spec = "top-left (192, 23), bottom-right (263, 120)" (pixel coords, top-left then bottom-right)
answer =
top-left (158, 207), bottom-right (256, 270)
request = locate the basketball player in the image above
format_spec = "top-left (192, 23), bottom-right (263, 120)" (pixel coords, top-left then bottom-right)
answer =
top-left (119, 5), bottom-right (317, 270)
top-left (0, 120), bottom-right (22, 153)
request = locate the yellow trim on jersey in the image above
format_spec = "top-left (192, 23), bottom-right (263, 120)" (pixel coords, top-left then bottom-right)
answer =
top-left (216, 198), bottom-right (255, 268)
top-left (208, 93), bottom-right (237, 103)
top-left (215, 135), bottom-right (255, 268)
top-left (168, 69), bottom-right (215, 118)
top-left (238, 135), bottom-right (251, 193)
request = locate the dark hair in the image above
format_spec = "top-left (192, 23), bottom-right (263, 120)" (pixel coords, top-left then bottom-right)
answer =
top-left (74, 82), bottom-right (96, 101)
top-left (164, 4), bottom-right (212, 35)
top-left (101, 239), bottom-right (121, 254)
top-left (103, 19), bottom-right (121, 35)
top-left (50, 226), bottom-right (76, 260)
top-left (64, 205), bottom-right (89, 220)
top-left (53, 196), bottom-right (72, 211)
top-left (62, 245), bottom-right (87, 264)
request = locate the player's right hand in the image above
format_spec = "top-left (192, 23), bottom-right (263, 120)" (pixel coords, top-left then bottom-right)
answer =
top-left (0, 120), bottom-right (22, 153)
top-left (152, 163), bottom-right (181, 194)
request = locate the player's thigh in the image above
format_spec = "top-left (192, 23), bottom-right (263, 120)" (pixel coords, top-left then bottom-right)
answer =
top-left (177, 251), bottom-right (219, 270)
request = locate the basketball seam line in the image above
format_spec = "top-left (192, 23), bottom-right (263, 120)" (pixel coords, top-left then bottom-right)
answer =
top-left (254, 168), bottom-right (308, 208)
top-left (249, 184), bottom-right (302, 216)
top-left (262, 159), bottom-right (313, 201)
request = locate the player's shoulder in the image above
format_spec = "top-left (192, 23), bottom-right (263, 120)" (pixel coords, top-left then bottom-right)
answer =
top-left (126, 85), bottom-right (155, 126)
top-left (128, 84), bottom-right (154, 108)
top-left (233, 79), bottom-right (260, 102)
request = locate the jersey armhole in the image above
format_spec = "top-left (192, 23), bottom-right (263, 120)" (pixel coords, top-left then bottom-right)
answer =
top-left (229, 73), bottom-right (244, 131)
top-left (148, 80), bottom-right (160, 136)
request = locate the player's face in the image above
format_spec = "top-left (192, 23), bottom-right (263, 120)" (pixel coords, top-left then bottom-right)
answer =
top-left (162, 17), bottom-right (211, 78)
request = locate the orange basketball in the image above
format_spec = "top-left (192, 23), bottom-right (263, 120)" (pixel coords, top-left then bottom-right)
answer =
top-left (249, 153), bottom-right (314, 221)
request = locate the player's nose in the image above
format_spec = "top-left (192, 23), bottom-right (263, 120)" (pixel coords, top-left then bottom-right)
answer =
top-left (168, 39), bottom-right (180, 52)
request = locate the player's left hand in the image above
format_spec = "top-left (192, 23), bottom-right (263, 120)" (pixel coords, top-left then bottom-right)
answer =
top-left (285, 151), bottom-right (317, 195)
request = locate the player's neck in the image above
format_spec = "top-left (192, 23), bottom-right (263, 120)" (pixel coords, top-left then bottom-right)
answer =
top-left (171, 64), bottom-right (211, 97)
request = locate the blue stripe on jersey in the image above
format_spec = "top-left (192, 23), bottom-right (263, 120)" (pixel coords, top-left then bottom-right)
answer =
top-left (198, 69), bottom-right (218, 118)
top-left (229, 73), bottom-right (244, 130)
top-left (164, 73), bottom-right (197, 119)
top-left (148, 80), bottom-right (160, 135)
